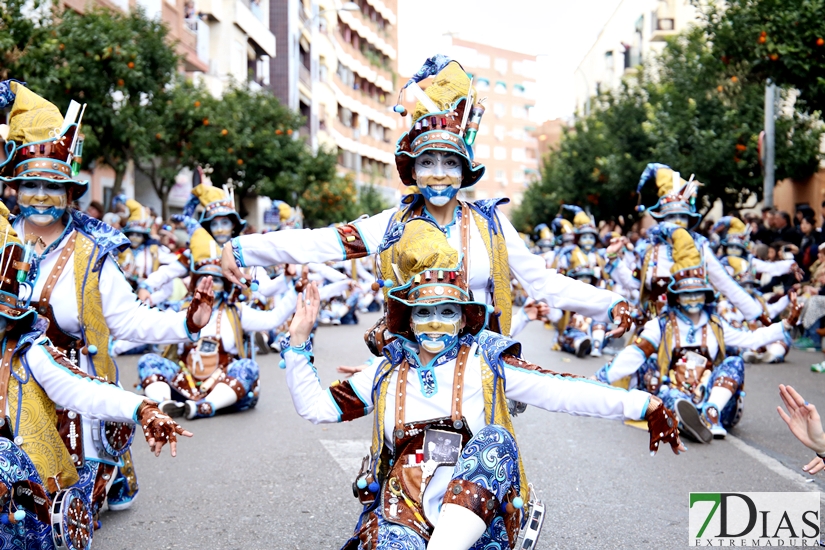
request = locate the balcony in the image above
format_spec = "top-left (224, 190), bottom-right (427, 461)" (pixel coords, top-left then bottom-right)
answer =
top-left (299, 65), bottom-right (311, 87)
top-left (234, 0), bottom-right (276, 57)
top-left (197, 0), bottom-right (223, 21)
top-left (650, 18), bottom-right (677, 42)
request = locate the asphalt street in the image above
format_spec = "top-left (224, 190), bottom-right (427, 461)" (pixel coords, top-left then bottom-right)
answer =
top-left (95, 313), bottom-right (825, 549)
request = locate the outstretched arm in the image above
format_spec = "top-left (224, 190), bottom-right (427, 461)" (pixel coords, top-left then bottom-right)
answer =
top-left (282, 283), bottom-right (377, 424)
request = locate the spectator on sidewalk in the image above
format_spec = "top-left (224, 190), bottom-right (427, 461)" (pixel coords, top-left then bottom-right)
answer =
top-left (86, 200), bottom-right (105, 220)
top-left (754, 207), bottom-right (775, 244)
top-left (772, 211), bottom-right (802, 247)
top-left (797, 211), bottom-right (823, 278)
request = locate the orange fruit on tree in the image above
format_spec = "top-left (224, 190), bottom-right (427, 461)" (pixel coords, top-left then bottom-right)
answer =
top-left (194, 101), bottom-right (201, 107)
top-left (817, 38), bottom-right (824, 46)
top-left (203, 118), bottom-right (209, 125)
top-left (769, 53), bottom-right (779, 61)
top-left (127, 61), bottom-right (135, 69)
top-left (758, 36), bottom-right (766, 44)
top-left (237, 158), bottom-right (244, 165)
top-left (221, 129), bottom-right (228, 136)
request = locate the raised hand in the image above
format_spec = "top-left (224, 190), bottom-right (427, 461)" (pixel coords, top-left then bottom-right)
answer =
top-left (137, 288), bottom-right (152, 304)
top-left (186, 276), bottom-right (215, 334)
top-left (221, 243), bottom-right (247, 287)
top-left (607, 300), bottom-right (635, 338)
top-left (337, 364), bottom-right (366, 378)
top-left (138, 401), bottom-right (193, 457)
top-left (777, 384), bottom-right (825, 456)
top-left (645, 398), bottom-right (685, 456)
top-left (784, 291), bottom-right (803, 327)
top-left (523, 300), bottom-right (550, 321)
top-left (289, 282), bottom-right (321, 346)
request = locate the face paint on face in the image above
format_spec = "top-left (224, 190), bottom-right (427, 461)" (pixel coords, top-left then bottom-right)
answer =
top-left (209, 216), bottom-right (235, 245)
top-left (576, 275), bottom-right (593, 286)
top-left (678, 291), bottom-right (706, 314)
top-left (17, 180), bottom-right (68, 227)
top-left (664, 214), bottom-right (690, 229)
top-left (578, 233), bottom-right (596, 251)
top-left (413, 152), bottom-right (463, 207)
top-left (127, 233), bottom-right (145, 249)
top-left (411, 303), bottom-right (463, 354)
top-left (726, 246), bottom-right (743, 257)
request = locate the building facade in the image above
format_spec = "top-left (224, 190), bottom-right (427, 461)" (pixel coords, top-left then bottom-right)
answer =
top-left (268, 0), bottom-right (399, 202)
top-left (573, 0), bottom-right (698, 115)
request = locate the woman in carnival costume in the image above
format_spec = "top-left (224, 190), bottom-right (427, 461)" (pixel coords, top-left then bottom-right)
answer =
top-left (282, 219), bottom-right (683, 550)
top-left (607, 164), bottom-right (762, 323)
top-left (0, 203), bottom-right (193, 550)
top-left (221, 56), bottom-right (636, 344)
top-left (136, 226), bottom-right (298, 419)
top-left (0, 80), bottom-right (213, 513)
top-left (556, 247), bottom-right (610, 358)
top-left (596, 225), bottom-right (801, 443)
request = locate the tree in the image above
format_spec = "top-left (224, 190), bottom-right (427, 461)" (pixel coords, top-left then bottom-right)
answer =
top-left (134, 78), bottom-right (212, 218)
top-left (0, 0), bottom-right (52, 80)
top-left (356, 183), bottom-right (392, 216)
top-left (701, 0), bottom-right (825, 114)
top-left (298, 173), bottom-right (359, 227)
top-left (12, 7), bottom-right (180, 207)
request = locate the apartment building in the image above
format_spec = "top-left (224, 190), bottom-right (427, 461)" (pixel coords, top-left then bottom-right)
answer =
top-left (401, 39), bottom-right (540, 212)
top-left (574, 0), bottom-right (698, 115)
top-left (268, 0), bottom-right (399, 200)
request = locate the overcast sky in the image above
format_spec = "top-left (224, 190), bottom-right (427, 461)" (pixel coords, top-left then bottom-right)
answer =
top-left (397, 0), bottom-right (624, 121)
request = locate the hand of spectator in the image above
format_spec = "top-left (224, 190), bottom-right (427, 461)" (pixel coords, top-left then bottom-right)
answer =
top-left (777, 385), bottom-right (825, 474)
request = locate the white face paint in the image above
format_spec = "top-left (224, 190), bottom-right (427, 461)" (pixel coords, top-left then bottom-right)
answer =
top-left (209, 216), bottom-right (234, 245)
top-left (127, 233), bottom-right (145, 249)
top-left (578, 233), bottom-right (596, 251)
top-left (413, 152), bottom-right (463, 207)
top-left (726, 246), bottom-right (743, 257)
top-left (678, 291), bottom-right (706, 314)
top-left (664, 214), bottom-right (690, 229)
top-left (411, 303), bottom-right (463, 353)
top-left (17, 180), bottom-right (68, 227)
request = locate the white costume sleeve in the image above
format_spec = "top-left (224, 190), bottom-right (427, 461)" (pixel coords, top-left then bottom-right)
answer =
top-left (752, 258), bottom-right (795, 278)
top-left (142, 261), bottom-right (188, 292)
top-left (28, 344), bottom-right (144, 422)
top-left (721, 318), bottom-right (787, 350)
top-left (235, 209), bottom-right (397, 266)
top-left (501, 216), bottom-right (624, 322)
top-left (319, 280), bottom-right (352, 301)
top-left (502, 358), bottom-right (650, 420)
top-left (284, 347), bottom-right (378, 424)
top-left (602, 319), bottom-right (662, 383)
top-left (704, 244), bottom-right (762, 320)
top-left (767, 295), bottom-right (790, 318)
top-left (256, 273), bottom-right (288, 298)
top-left (239, 289), bottom-right (298, 332)
top-left (608, 257), bottom-right (641, 291)
top-left (158, 248), bottom-right (179, 264)
top-left (100, 258), bottom-right (197, 343)
top-left (508, 308), bottom-right (531, 338)
top-left (149, 280), bottom-right (174, 306)
top-left (309, 262), bottom-right (349, 282)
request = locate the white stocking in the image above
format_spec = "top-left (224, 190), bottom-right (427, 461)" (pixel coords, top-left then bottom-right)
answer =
top-left (204, 382), bottom-right (240, 412)
top-left (707, 386), bottom-right (733, 412)
top-left (427, 503), bottom-right (488, 550)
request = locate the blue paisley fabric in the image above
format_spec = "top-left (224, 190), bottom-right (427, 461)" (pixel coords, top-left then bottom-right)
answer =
top-left (469, 199), bottom-right (509, 229)
top-left (71, 209), bottom-right (131, 266)
top-left (0, 80), bottom-right (20, 110)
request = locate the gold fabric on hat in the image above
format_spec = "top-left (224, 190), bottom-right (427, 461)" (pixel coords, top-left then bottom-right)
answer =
top-left (5, 81), bottom-right (63, 145)
top-left (572, 211), bottom-right (591, 229)
top-left (190, 226), bottom-right (221, 267)
top-left (394, 220), bottom-right (459, 285)
top-left (0, 202), bottom-right (21, 245)
top-left (192, 183), bottom-right (228, 207)
top-left (670, 228), bottom-right (702, 274)
top-left (728, 217), bottom-right (747, 237)
top-left (411, 61), bottom-right (474, 122)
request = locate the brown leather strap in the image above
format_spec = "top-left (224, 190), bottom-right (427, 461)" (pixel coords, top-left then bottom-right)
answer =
top-left (38, 231), bottom-right (77, 316)
top-left (0, 338), bottom-right (18, 419)
top-left (450, 345), bottom-right (470, 423)
top-left (459, 203), bottom-right (471, 285)
top-left (394, 360), bottom-right (410, 433)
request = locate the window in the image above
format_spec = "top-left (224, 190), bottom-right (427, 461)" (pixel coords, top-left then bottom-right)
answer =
top-left (476, 54), bottom-right (490, 68)
top-left (493, 146), bottom-right (507, 160)
top-left (474, 144), bottom-right (490, 159)
top-left (495, 170), bottom-right (505, 181)
top-left (513, 170), bottom-right (525, 184)
top-left (493, 103), bottom-right (505, 118)
top-left (511, 105), bottom-right (526, 119)
top-left (513, 84), bottom-right (525, 97)
top-left (494, 81), bottom-right (507, 94)
top-left (511, 148), bottom-right (525, 162)
top-left (476, 78), bottom-right (490, 91)
top-left (478, 124), bottom-right (490, 136)
top-left (511, 128), bottom-right (524, 141)
top-left (494, 125), bottom-right (505, 141)
top-left (494, 57), bottom-right (508, 75)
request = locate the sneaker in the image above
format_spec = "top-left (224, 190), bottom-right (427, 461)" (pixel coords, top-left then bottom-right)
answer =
top-left (590, 342), bottom-right (602, 358)
top-left (575, 338), bottom-right (591, 358)
top-left (703, 405), bottom-right (727, 439)
top-left (255, 332), bottom-right (270, 355)
top-left (742, 350), bottom-right (759, 363)
top-left (793, 337), bottom-right (817, 351)
top-left (107, 477), bottom-right (138, 511)
top-left (675, 399), bottom-right (712, 444)
top-left (811, 361), bottom-right (825, 373)
top-left (159, 400), bottom-right (185, 418)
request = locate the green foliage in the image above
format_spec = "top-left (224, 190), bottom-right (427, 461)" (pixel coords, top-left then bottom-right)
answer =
top-left (5, 6), bottom-right (180, 204)
top-left (0, 0), bottom-right (52, 79)
top-left (511, 26), bottom-right (824, 233)
top-left (356, 183), bottom-right (392, 216)
top-left (298, 172), bottom-right (359, 227)
top-left (701, 0), bottom-right (825, 114)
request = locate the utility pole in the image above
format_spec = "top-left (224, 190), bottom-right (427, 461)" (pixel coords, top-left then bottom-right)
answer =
top-left (763, 80), bottom-right (777, 208)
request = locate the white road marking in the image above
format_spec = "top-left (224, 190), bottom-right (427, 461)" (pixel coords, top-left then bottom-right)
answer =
top-left (320, 439), bottom-right (372, 475)
top-left (727, 435), bottom-right (825, 502)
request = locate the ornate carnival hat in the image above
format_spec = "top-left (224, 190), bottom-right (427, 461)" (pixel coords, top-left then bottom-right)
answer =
top-left (551, 216), bottom-right (574, 245)
top-left (636, 163), bottom-right (701, 224)
top-left (533, 223), bottom-right (554, 250)
top-left (665, 225), bottom-right (716, 304)
top-left (394, 55), bottom-right (485, 188)
top-left (0, 80), bottom-right (88, 201)
top-left (184, 183), bottom-right (247, 236)
top-left (122, 198), bottom-right (153, 235)
top-left (572, 210), bottom-right (598, 237)
top-left (386, 219), bottom-right (487, 342)
top-left (713, 216), bottom-right (750, 251)
top-left (726, 256), bottom-right (757, 287)
top-left (0, 203), bottom-right (37, 331)
top-left (189, 226), bottom-right (223, 277)
top-left (567, 246), bottom-right (595, 279)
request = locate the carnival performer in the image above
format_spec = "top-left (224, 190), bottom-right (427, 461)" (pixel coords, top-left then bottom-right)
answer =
top-left (557, 247), bottom-right (609, 358)
top-left (221, 56), bottom-right (635, 348)
top-left (282, 219), bottom-right (683, 550)
top-left (136, 226), bottom-right (298, 419)
top-left (0, 202), bottom-right (193, 549)
top-left (117, 197), bottom-right (177, 302)
top-left (596, 226), bottom-right (800, 443)
top-left (607, 164), bottom-right (762, 322)
top-left (0, 80), bottom-right (213, 512)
